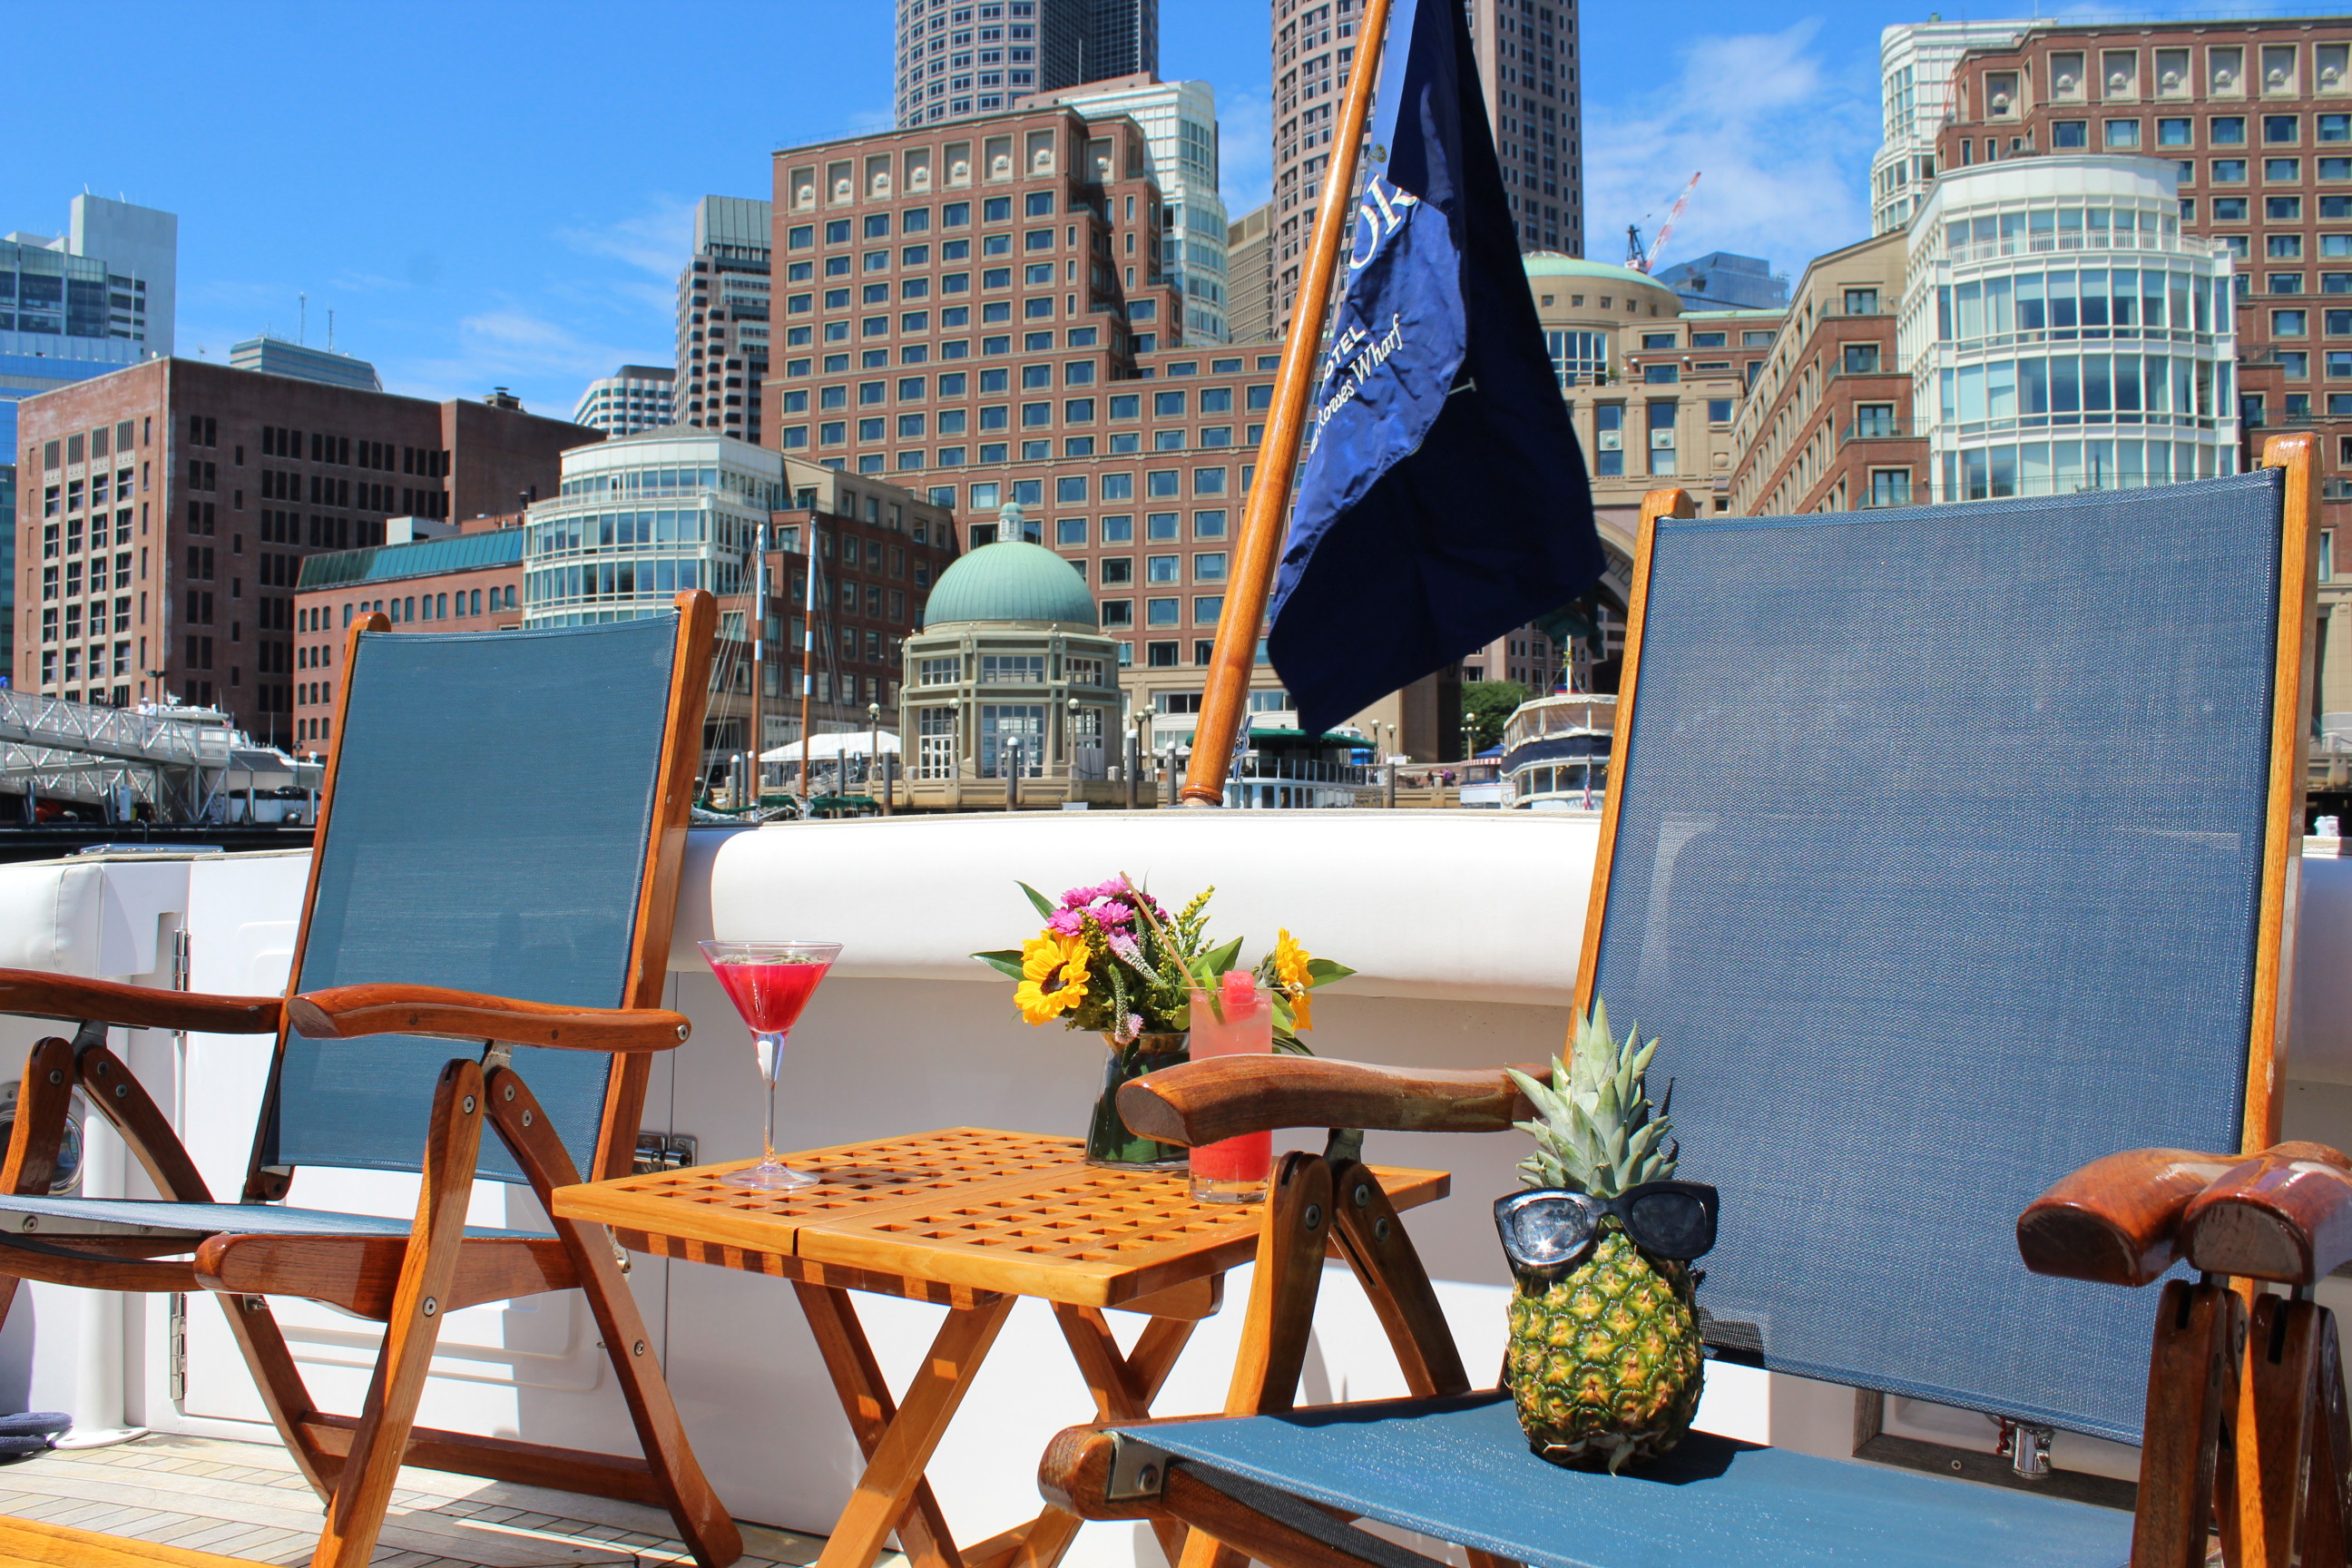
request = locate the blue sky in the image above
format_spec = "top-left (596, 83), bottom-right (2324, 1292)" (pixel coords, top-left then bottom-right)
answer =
top-left (0, 0), bottom-right (2284, 416)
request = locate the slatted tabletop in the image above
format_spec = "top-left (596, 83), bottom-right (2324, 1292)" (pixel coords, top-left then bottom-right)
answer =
top-left (552, 1127), bottom-right (1449, 1309)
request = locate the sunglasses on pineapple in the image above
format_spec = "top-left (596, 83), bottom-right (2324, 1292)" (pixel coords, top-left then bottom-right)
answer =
top-left (1492, 1181), bottom-right (1720, 1275)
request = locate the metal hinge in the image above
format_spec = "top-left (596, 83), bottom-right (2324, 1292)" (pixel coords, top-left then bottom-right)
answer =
top-left (633, 1133), bottom-right (699, 1175)
top-left (169, 1292), bottom-right (186, 1403)
top-left (1104, 1432), bottom-right (1171, 1502)
top-left (1996, 1416), bottom-right (2055, 1479)
top-left (172, 926), bottom-right (190, 994)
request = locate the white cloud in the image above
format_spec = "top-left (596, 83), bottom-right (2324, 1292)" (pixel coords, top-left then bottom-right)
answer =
top-left (558, 196), bottom-right (700, 279)
top-left (1583, 21), bottom-right (1877, 279)
top-left (375, 307), bottom-right (660, 408)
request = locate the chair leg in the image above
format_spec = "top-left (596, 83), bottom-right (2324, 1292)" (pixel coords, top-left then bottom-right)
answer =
top-left (0, 1036), bottom-right (75, 1336)
top-left (1177, 1152), bottom-right (1338, 1568)
top-left (2133, 1278), bottom-right (2241, 1568)
top-left (1223, 1151), bottom-right (1334, 1418)
top-left (1328, 1160), bottom-right (1470, 1399)
top-left (308, 1057), bottom-right (485, 1568)
top-left (215, 1292), bottom-right (337, 1502)
top-left (487, 1064), bottom-right (743, 1568)
top-left (2301, 1309), bottom-right (2350, 1565)
top-left (2230, 1294), bottom-right (2328, 1568)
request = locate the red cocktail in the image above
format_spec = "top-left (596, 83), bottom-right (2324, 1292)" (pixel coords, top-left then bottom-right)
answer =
top-left (711, 958), bottom-right (828, 1034)
top-left (1187, 971), bottom-right (1274, 1204)
top-left (699, 939), bottom-right (842, 1191)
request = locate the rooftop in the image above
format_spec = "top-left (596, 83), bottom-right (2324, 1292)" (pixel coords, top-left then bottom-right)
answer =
top-left (295, 528), bottom-right (523, 592)
top-left (921, 538), bottom-right (1098, 629)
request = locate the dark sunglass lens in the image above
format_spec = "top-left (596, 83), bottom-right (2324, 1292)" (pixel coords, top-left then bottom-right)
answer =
top-left (1626, 1192), bottom-right (1712, 1258)
top-left (1508, 1196), bottom-right (1596, 1266)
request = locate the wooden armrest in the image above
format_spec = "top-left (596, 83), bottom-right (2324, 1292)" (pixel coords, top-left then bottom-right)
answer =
top-left (0, 968), bottom-right (281, 1035)
top-left (1116, 1054), bottom-right (1547, 1148)
top-left (2017, 1142), bottom-right (2352, 1287)
top-left (286, 985), bottom-right (690, 1054)
top-left (2181, 1143), bottom-right (2352, 1285)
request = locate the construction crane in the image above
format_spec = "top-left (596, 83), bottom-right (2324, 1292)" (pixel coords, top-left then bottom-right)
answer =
top-left (1623, 172), bottom-right (1701, 274)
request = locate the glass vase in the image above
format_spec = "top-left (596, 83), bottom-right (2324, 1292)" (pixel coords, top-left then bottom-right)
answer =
top-left (1085, 1033), bottom-right (1190, 1169)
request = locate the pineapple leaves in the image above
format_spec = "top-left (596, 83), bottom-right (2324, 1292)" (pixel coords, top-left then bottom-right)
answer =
top-left (1513, 1000), bottom-right (1678, 1196)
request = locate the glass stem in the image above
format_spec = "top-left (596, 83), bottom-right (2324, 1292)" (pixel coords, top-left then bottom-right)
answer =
top-left (758, 1030), bottom-right (787, 1168)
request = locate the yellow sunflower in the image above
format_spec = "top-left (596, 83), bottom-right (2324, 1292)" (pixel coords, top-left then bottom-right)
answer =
top-left (1274, 927), bottom-right (1315, 1032)
top-left (1014, 930), bottom-right (1091, 1024)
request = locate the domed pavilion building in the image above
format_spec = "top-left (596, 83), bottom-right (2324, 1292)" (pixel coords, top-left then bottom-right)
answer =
top-left (897, 521), bottom-right (1125, 809)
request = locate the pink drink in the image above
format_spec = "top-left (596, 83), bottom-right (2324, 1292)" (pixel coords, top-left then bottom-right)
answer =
top-left (699, 939), bottom-right (841, 1192)
top-left (711, 957), bottom-right (829, 1034)
top-left (1189, 972), bottom-right (1274, 1202)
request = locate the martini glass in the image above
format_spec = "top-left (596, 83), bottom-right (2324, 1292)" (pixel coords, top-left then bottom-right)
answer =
top-left (699, 939), bottom-right (842, 1191)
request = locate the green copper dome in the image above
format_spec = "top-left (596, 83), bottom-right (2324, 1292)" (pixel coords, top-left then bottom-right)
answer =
top-left (922, 539), bottom-right (1098, 629)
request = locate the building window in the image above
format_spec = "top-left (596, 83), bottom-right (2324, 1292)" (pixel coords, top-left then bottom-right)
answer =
top-left (1842, 343), bottom-right (1881, 374)
top-left (1593, 405), bottom-right (1624, 476)
top-left (2103, 120), bottom-right (2141, 150)
top-left (2053, 122), bottom-right (2089, 149)
top-left (1646, 401), bottom-right (1678, 477)
top-left (1868, 469), bottom-right (1912, 508)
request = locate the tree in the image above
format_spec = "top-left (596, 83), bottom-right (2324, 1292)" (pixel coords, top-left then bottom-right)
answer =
top-left (1461, 680), bottom-right (1531, 753)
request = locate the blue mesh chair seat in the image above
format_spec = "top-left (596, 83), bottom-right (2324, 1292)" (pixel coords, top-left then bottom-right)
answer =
top-left (1122, 1393), bottom-right (2132, 1568)
top-left (0, 596), bottom-right (741, 1568)
top-left (1042, 443), bottom-right (2327, 1567)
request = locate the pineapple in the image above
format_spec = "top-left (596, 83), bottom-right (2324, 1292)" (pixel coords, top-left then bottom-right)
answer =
top-left (1502, 1000), bottom-right (1705, 1472)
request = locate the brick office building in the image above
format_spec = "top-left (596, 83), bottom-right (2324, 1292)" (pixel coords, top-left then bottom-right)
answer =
top-left (290, 516), bottom-right (526, 758)
top-left (1730, 230), bottom-right (1924, 516)
top-left (1933, 28), bottom-right (2352, 506)
top-left (16, 359), bottom-right (598, 744)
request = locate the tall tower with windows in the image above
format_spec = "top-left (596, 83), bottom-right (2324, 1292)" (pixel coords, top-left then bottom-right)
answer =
top-left (1267, 0), bottom-right (1580, 340)
top-left (897, 0), bottom-right (1158, 128)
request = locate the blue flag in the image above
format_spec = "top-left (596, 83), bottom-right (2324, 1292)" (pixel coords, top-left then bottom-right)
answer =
top-left (1267, 0), bottom-right (1603, 739)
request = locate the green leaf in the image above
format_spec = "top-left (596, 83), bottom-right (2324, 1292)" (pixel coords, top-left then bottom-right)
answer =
top-left (1017, 881), bottom-right (1059, 920)
top-left (1302, 957), bottom-right (1356, 985)
top-left (1199, 935), bottom-right (1246, 978)
top-left (973, 949), bottom-right (1027, 981)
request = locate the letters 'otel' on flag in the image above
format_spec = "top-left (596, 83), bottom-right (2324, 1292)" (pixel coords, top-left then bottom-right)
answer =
top-left (1267, 0), bottom-right (1604, 739)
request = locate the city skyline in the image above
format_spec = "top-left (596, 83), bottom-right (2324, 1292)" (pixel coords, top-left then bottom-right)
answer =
top-left (0, 1), bottom-right (1972, 415)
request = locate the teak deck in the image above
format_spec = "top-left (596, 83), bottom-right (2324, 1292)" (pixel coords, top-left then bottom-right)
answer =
top-left (553, 1127), bottom-right (1449, 1310)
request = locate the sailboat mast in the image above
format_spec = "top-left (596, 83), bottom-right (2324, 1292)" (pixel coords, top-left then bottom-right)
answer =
top-left (750, 520), bottom-right (767, 803)
top-left (1181, 0), bottom-right (1396, 807)
top-left (799, 514), bottom-right (818, 802)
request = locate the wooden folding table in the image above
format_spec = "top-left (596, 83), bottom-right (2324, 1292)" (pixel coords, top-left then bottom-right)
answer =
top-left (552, 1126), bottom-right (1448, 1568)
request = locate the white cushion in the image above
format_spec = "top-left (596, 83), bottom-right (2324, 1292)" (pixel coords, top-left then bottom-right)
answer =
top-left (691, 810), bottom-right (1598, 1005)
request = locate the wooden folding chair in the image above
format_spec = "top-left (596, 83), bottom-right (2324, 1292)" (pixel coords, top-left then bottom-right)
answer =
top-left (1039, 435), bottom-right (2328, 1568)
top-left (0, 593), bottom-right (741, 1568)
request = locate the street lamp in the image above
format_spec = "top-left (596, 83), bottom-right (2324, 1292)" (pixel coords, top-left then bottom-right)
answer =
top-left (867, 701), bottom-right (887, 814)
top-left (1065, 695), bottom-right (1082, 796)
top-left (1123, 717), bottom-right (1140, 810)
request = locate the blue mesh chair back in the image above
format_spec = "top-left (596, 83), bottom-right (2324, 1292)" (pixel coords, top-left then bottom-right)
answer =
top-left (263, 615), bottom-right (681, 1184)
top-left (1586, 469), bottom-right (2288, 1444)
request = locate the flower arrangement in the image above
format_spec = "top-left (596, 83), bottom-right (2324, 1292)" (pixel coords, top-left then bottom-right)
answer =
top-left (975, 873), bottom-right (1350, 1051)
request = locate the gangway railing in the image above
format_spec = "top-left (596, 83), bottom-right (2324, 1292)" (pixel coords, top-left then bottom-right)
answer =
top-left (0, 691), bottom-right (292, 819)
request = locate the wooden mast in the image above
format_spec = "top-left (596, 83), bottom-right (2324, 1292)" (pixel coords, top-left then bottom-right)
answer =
top-left (1181, 0), bottom-right (1397, 807)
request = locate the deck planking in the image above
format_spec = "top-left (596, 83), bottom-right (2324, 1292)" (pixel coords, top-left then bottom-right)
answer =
top-left (0, 1432), bottom-right (850, 1568)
